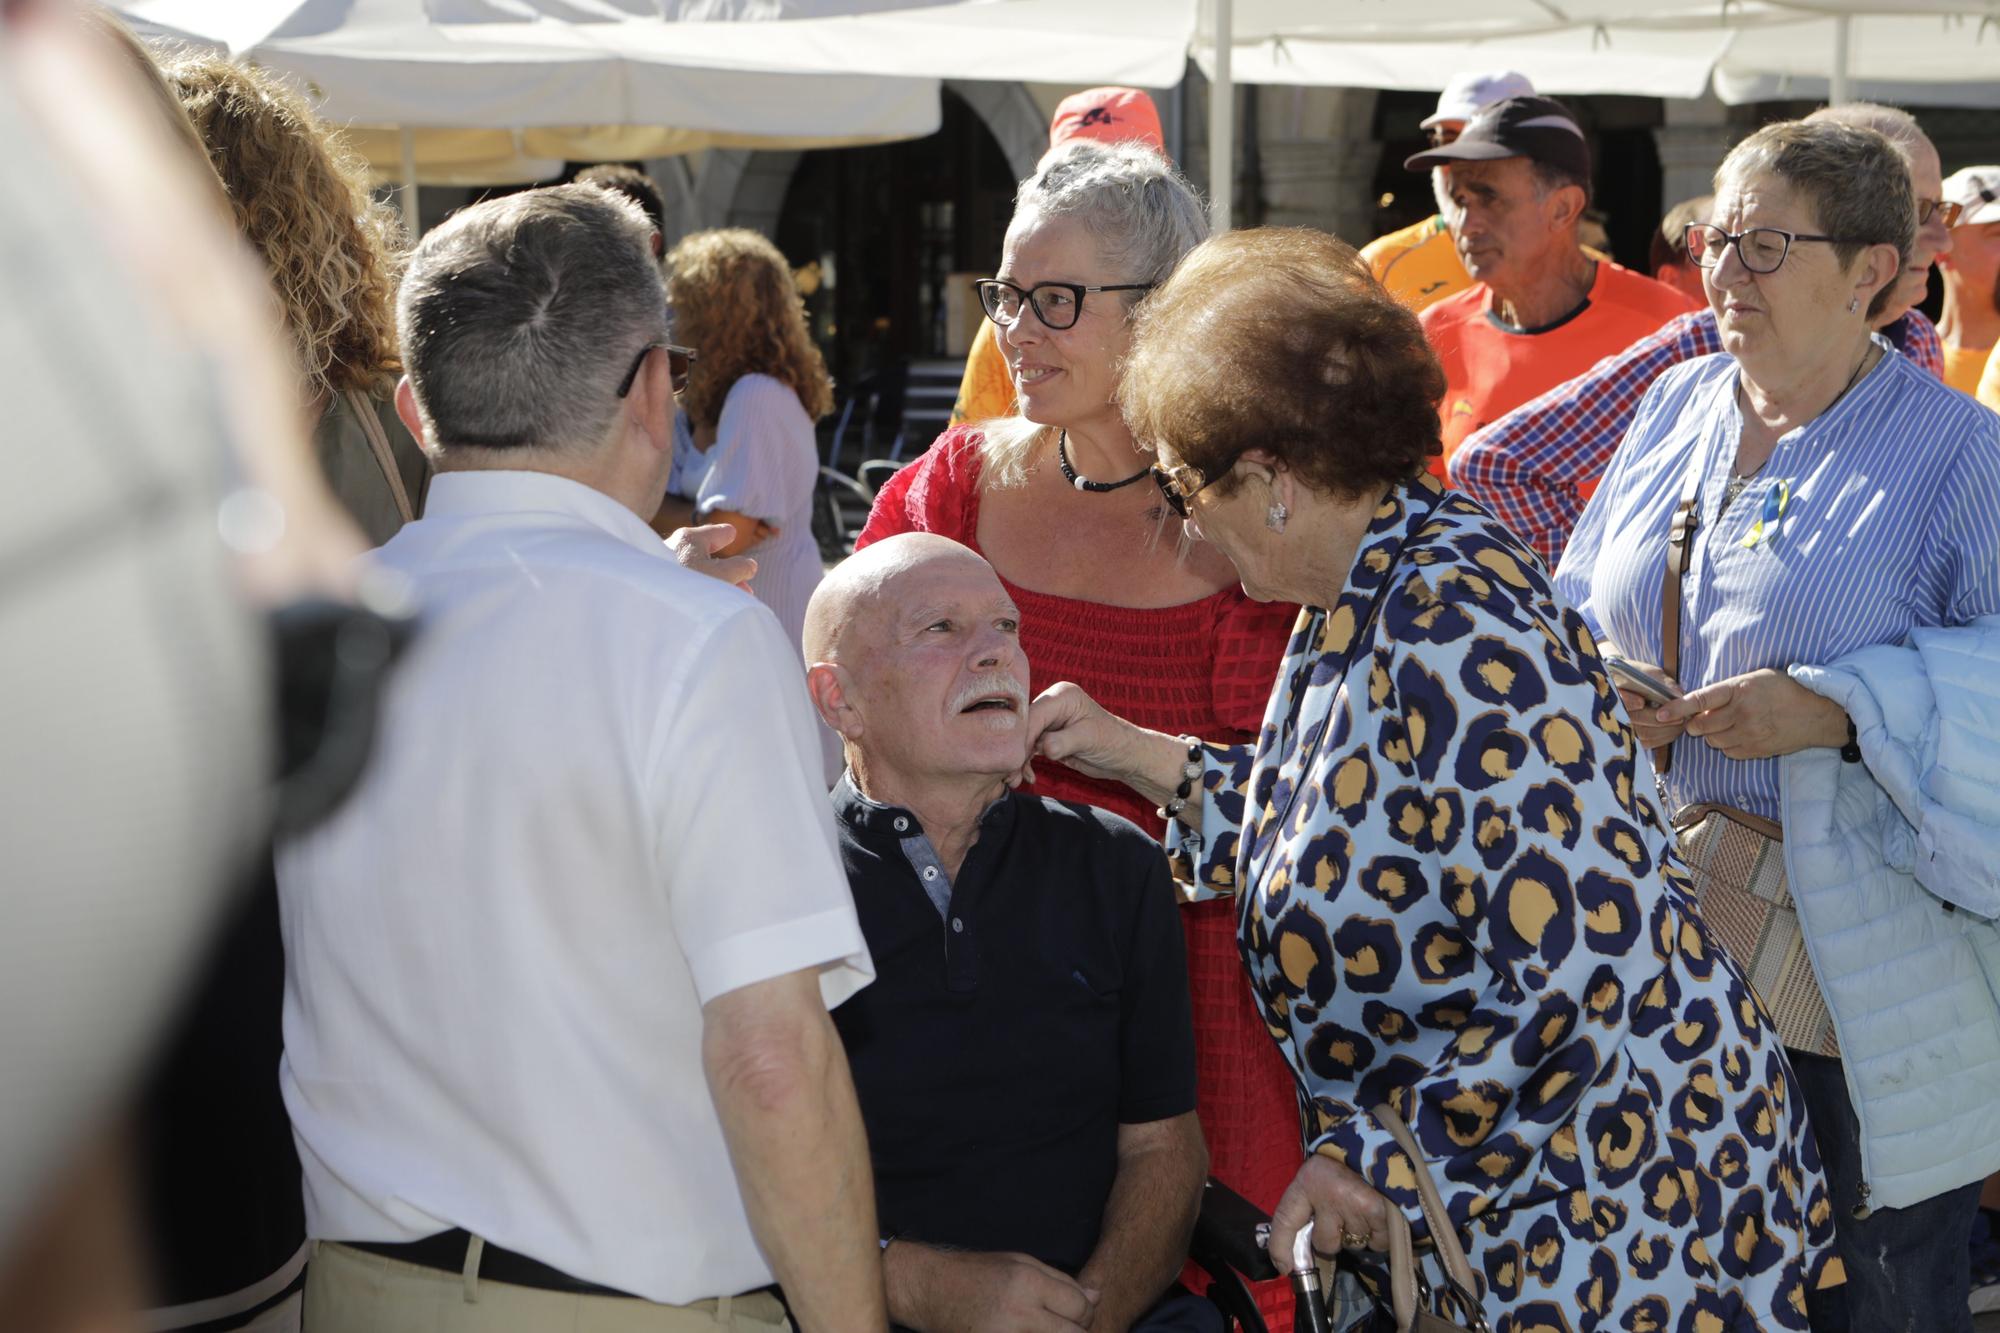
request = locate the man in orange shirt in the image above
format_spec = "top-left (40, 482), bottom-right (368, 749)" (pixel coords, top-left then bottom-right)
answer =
top-left (1361, 70), bottom-right (1535, 313)
top-left (1408, 96), bottom-right (1698, 478)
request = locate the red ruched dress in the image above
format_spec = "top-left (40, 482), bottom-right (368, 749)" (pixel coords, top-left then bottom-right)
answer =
top-left (856, 428), bottom-right (1303, 1325)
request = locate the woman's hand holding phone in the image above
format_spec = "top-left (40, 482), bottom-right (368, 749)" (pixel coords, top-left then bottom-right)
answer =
top-left (1603, 654), bottom-right (1688, 751)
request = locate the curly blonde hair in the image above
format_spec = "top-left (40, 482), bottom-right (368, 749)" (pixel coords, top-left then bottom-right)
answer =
top-left (165, 53), bottom-right (404, 401)
top-left (668, 228), bottom-right (833, 430)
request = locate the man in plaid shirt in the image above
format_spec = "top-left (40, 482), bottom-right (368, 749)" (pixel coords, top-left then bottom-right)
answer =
top-left (1451, 306), bottom-right (1943, 566)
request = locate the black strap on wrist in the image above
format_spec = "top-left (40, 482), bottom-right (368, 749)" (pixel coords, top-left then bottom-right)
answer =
top-left (1840, 716), bottom-right (1862, 764)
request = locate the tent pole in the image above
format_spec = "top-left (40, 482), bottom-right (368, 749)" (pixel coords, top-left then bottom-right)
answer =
top-left (1830, 15), bottom-right (1852, 105)
top-left (1209, 0), bottom-right (1233, 233)
top-left (399, 127), bottom-right (420, 238)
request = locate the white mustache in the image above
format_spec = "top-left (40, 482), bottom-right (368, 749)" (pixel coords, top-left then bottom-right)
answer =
top-left (949, 673), bottom-right (1027, 713)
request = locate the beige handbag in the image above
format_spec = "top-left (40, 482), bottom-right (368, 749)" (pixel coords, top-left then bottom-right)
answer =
top-left (1371, 1102), bottom-right (1490, 1333)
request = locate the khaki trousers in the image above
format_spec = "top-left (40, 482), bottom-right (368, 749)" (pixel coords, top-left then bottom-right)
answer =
top-left (303, 1240), bottom-right (791, 1332)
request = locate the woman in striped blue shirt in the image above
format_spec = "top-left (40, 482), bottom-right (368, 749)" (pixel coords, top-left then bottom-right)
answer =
top-left (1557, 119), bottom-right (2000, 1332)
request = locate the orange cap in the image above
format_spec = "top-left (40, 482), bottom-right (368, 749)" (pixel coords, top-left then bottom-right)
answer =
top-left (1048, 87), bottom-right (1165, 155)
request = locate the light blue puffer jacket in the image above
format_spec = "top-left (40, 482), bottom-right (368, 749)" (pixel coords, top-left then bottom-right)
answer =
top-left (1781, 615), bottom-right (2000, 1211)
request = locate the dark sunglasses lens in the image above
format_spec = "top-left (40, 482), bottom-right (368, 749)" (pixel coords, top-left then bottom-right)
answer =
top-left (668, 349), bottom-right (691, 392)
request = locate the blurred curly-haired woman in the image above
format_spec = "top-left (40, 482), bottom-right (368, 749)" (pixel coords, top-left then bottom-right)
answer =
top-left (662, 227), bottom-right (838, 766)
top-left (167, 52), bottom-right (426, 544)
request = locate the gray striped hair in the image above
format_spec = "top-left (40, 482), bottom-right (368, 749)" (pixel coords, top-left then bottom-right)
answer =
top-left (979, 140), bottom-right (1210, 487)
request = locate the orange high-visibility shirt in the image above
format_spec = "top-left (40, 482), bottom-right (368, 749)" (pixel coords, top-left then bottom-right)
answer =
top-left (949, 320), bottom-right (1017, 427)
top-left (1422, 260), bottom-right (1699, 478)
top-left (1980, 344), bottom-right (2000, 413)
top-left (1361, 215), bottom-right (1473, 315)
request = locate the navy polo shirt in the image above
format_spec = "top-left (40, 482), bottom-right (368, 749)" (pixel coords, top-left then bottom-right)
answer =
top-left (830, 778), bottom-right (1199, 1274)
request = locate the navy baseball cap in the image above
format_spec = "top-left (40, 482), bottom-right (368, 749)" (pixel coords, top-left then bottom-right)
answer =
top-left (1404, 95), bottom-right (1591, 182)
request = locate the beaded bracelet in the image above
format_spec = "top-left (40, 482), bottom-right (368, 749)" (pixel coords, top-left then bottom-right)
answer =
top-left (1157, 735), bottom-right (1203, 821)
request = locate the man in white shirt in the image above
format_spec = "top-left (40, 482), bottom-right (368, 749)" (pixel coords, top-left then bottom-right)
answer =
top-left (276, 184), bottom-right (885, 1333)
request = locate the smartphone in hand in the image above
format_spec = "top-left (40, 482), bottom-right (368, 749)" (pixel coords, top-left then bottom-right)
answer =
top-left (1603, 654), bottom-right (1681, 707)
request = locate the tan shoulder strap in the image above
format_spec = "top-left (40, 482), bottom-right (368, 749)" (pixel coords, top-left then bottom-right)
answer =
top-left (348, 389), bottom-right (414, 525)
top-left (1371, 1102), bottom-right (1488, 1333)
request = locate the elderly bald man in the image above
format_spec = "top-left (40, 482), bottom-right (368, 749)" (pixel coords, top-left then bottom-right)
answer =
top-left (802, 533), bottom-right (1215, 1333)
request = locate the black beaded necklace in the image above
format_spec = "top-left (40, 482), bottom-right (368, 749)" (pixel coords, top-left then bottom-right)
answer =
top-left (1057, 430), bottom-right (1151, 493)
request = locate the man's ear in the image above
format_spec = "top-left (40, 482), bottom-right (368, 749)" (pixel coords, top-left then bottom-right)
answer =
top-left (1548, 183), bottom-right (1587, 234)
top-left (393, 376), bottom-right (427, 448)
top-left (633, 347), bottom-right (677, 458)
top-left (806, 662), bottom-right (864, 741)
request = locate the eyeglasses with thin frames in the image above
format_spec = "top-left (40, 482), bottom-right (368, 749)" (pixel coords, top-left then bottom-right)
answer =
top-left (1918, 197), bottom-right (1965, 228)
top-left (974, 278), bottom-right (1155, 332)
top-left (617, 341), bottom-right (699, 398)
top-left (1683, 222), bottom-right (1880, 276)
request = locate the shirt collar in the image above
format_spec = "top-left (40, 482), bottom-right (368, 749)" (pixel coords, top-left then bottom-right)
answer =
top-left (421, 470), bottom-right (667, 557)
top-left (832, 772), bottom-right (1017, 845)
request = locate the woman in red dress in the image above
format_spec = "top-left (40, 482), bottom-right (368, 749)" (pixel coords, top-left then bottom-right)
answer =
top-left (857, 139), bottom-right (1300, 1326)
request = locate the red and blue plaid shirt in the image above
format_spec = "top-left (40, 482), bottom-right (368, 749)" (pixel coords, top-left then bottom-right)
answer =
top-left (1450, 307), bottom-right (1944, 567)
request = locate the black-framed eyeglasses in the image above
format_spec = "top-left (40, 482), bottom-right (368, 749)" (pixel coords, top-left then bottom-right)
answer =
top-left (974, 277), bottom-right (1155, 331)
top-left (1151, 459), bottom-right (1226, 519)
top-left (616, 341), bottom-right (700, 397)
top-left (1917, 197), bottom-right (1965, 228)
top-left (1683, 222), bottom-right (1878, 275)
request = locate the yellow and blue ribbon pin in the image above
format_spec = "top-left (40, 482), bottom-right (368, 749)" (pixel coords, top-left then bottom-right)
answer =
top-left (1740, 478), bottom-right (1790, 549)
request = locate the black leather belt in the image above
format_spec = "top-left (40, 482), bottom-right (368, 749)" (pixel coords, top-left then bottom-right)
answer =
top-left (346, 1229), bottom-right (635, 1299)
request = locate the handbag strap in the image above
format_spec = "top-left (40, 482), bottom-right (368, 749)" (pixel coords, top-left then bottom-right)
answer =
top-left (1655, 444), bottom-right (1706, 778)
top-left (348, 388), bottom-right (415, 525)
top-left (1370, 1102), bottom-right (1488, 1333)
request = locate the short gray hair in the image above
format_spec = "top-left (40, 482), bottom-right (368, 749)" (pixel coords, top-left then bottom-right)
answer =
top-left (398, 184), bottom-right (665, 455)
top-left (979, 141), bottom-right (1209, 487)
top-left (1010, 139), bottom-right (1209, 292)
top-left (1714, 119), bottom-right (1914, 319)
top-left (1807, 101), bottom-right (1926, 160)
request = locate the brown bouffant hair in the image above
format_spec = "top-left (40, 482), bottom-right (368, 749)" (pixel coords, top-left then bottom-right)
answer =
top-left (165, 53), bottom-right (404, 401)
top-left (667, 228), bottom-right (834, 431)
top-left (1119, 227), bottom-right (1442, 500)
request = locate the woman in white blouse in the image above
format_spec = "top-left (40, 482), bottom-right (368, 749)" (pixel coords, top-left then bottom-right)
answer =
top-left (662, 228), bottom-right (839, 779)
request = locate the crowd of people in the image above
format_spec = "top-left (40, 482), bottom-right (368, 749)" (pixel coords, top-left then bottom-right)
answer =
top-left (8, 5), bottom-right (2000, 1333)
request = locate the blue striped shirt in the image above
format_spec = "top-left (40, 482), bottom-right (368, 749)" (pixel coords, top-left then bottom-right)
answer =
top-left (1554, 339), bottom-right (2000, 820)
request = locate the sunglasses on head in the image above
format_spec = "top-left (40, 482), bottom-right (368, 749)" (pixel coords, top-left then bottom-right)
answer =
top-left (617, 341), bottom-right (699, 398)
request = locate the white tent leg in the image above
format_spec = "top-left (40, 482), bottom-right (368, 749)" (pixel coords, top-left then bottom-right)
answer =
top-left (399, 127), bottom-right (420, 238)
top-left (1830, 15), bottom-right (1852, 105)
top-left (1208, 0), bottom-right (1233, 233)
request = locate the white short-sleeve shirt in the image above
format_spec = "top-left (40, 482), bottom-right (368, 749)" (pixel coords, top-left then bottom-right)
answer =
top-left (275, 470), bottom-right (872, 1305)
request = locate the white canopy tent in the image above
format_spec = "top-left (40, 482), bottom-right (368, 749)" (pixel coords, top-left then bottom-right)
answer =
top-left (116, 0), bottom-right (1199, 231)
top-left (118, 0), bottom-right (952, 219)
top-left (1194, 0), bottom-right (2000, 227)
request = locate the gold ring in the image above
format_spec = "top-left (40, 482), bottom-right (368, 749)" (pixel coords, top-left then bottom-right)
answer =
top-left (1343, 1229), bottom-right (1370, 1249)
